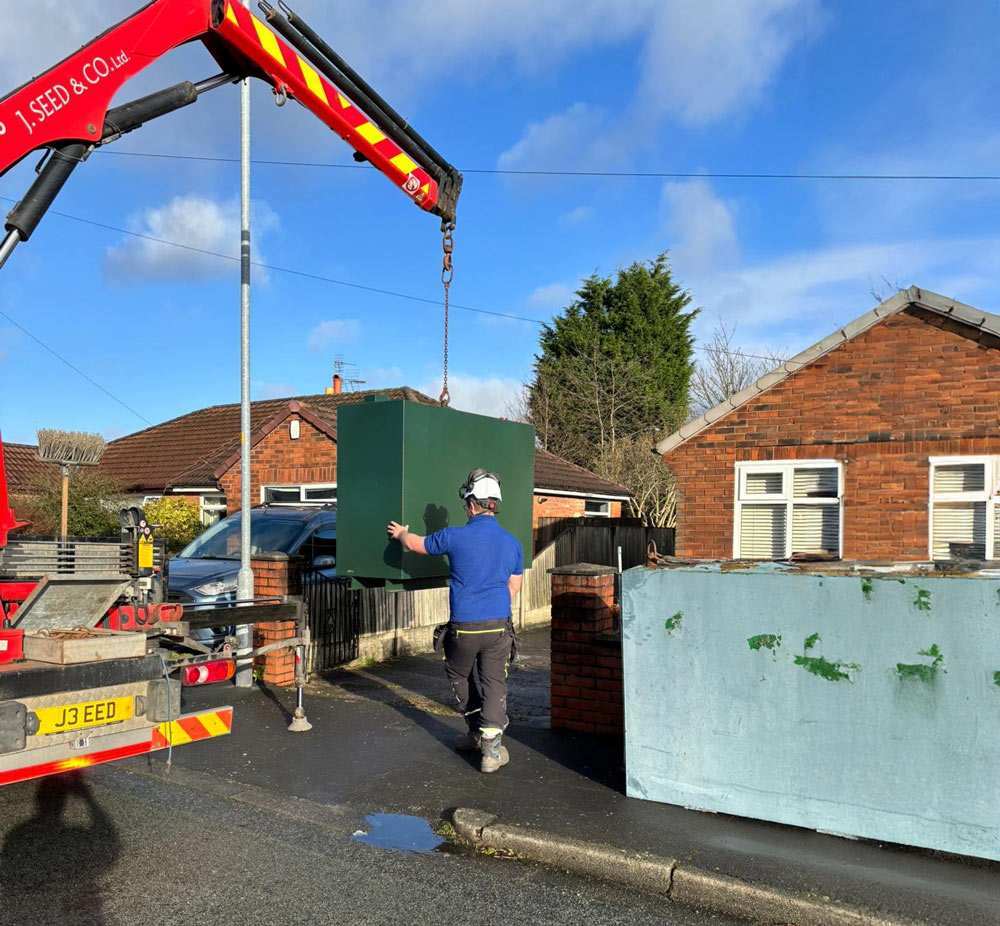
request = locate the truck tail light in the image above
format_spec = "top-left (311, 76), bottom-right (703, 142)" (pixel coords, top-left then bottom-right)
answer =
top-left (181, 660), bottom-right (235, 686)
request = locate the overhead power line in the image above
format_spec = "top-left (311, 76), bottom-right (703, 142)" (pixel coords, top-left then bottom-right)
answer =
top-left (93, 149), bottom-right (1000, 182)
top-left (0, 306), bottom-right (152, 425)
top-left (0, 194), bottom-right (788, 423)
top-left (0, 195), bottom-right (786, 362)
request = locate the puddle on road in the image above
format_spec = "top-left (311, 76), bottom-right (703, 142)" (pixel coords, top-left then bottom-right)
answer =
top-left (352, 813), bottom-right (445, 853)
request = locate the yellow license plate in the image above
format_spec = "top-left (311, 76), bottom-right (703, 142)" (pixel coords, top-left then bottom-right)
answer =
top-left (34, 696), bottom-right (135, 736)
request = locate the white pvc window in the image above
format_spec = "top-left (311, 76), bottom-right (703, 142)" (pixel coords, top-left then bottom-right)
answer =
top-left (584, 499), bottom-right (611, 517)
top-left (262, 483), bottom-right (337, 506)
top-left (199, 493), bottom-right (228, 527)
top-left (929, 457), bottom-right (999, 561)
top-left (734, 461), bottom-right (842, 560)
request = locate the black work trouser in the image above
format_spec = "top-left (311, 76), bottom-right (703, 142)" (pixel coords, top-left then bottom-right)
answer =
top-left (443, 620), bottom-right (513, 733)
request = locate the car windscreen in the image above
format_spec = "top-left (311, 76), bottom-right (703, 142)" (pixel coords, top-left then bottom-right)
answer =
top-left (178, 511), bottom-right (306, 559)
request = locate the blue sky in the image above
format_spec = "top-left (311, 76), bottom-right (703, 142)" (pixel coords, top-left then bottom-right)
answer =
top-left (2, 0), bottom-right (999, 444)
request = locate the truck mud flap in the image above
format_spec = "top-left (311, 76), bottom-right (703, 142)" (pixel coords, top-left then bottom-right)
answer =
top-left (149, 706), bottom-right (233, 750)
top-left (0, 706), bottom-right (233, 787)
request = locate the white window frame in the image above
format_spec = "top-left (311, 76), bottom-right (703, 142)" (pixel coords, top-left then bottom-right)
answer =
top-left (261, 483), bottom-right (337, 506)
top-left (584, 499), bottom-right (612, 518)
top-left (733, 460), bottom-right (843, 560)
top-left (199, 493), bottom-right (228, 526)
top-left (928, 456), bottom-right (999, 561)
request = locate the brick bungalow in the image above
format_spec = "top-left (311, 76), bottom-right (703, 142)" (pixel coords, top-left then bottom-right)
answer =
top-left (657, 287), bottom-right (1000, 563)
top-left (2, 443), bottom-right (58, 514)
top-left (99, 380), bottom-right (630, 532)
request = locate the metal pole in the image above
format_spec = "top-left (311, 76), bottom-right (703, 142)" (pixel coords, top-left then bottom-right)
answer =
top-left (235, 15), bottom-right (254, 687)
top-left (0, 231), bottom-right (21, 270)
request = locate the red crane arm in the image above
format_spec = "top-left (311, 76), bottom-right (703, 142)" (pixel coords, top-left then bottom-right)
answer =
top-left (0, 0), bottom-right (460, 225)
top-left (0, 436), bottom-right (29, 548)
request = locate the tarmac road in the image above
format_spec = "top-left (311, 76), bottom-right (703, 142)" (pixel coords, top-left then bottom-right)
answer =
top-left (0, 761), bottom-right (744, 926)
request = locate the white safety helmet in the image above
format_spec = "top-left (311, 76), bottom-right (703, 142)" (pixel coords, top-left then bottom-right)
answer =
top-left (459, 468), bottom-right (503, 509)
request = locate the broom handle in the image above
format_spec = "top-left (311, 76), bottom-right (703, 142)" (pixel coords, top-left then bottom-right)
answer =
top-left (60, 465), bottom-right (70, 541)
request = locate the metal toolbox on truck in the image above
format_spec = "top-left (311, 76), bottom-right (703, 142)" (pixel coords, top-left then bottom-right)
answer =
top-left (337, 399), bottom-right (535, 587)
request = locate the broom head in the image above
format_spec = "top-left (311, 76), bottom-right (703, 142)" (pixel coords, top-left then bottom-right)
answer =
top-left (36, 429), bottom-right (106, 466)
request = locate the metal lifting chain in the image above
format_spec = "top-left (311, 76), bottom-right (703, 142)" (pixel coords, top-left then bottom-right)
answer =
top-left (439, 220), bottom-right (455, 406)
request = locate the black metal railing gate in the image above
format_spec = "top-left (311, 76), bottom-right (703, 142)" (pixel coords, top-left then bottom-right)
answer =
top-left (302, 572), bottom-right (361, 672)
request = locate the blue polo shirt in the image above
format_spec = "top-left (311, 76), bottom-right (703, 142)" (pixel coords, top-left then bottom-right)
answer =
top-left (424, 514), bottom-right (523, 622)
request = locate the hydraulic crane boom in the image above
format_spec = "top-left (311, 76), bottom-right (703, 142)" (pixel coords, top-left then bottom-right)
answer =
top-left (0, 0), bottom-right (462, 268)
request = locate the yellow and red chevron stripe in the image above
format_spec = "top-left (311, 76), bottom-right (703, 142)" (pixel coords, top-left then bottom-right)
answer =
top-left (151, 706), bottom-right (233, 750)
top-left (216, 2), bottom-right (439, 213)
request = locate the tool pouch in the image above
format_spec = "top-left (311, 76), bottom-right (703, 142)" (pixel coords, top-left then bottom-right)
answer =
top-left (432, 622), bottom-right (450, 655)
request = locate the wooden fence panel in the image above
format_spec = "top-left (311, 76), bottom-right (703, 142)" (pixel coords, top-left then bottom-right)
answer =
top-left (553, 522), bottom-right (675, 569)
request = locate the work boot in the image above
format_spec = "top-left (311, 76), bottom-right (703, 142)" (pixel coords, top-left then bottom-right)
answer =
top-left (479, 733), bottom-right (509, 774)
top-left (454, 730), bottom-right (481, 752)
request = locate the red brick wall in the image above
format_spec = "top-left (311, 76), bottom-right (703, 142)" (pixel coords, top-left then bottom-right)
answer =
top-left (666, 308), bottom-right (1000, 561)
top-left (251, 555), bottom-right (302, 597)
top-left (251, 555), bottom-right (301, 686)
top-left (532, 495), bottom-right (623, 525)
top-left (220, 415), bottom-right (337, 513)
top-left (550, 567), bottom-right (623, 737)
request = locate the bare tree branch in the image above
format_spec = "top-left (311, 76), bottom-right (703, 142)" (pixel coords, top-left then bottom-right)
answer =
top-left (689, 320), bottom-right (786, 417)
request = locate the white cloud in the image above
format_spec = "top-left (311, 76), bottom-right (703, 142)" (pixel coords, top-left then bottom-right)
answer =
top-left (498, 0), bottom-right (823, 169)
top-left (691, 236), bottom-right (1000, 348)
top-left (528, 282), bottom-right (576, 311)
top-left (104, 196), bottom-right (279, 282)
top-left (659, 179), bottom-right (1000, 349)
top-left (498, 103), bottom-right (621, 173)
top-left (638, 0), bottom-right (825, 125)
top-left (561, 206), bottom-right (595, 227)
top-left (813, 131), bottom-right (1000, 238)
top-left (307, 319), bottom-right (362, 352)
top-left (0, 3), bottom-right (137, 89)
top-left (661, 180), bottom-right (739, 272)
top-left (418, 373), bottom-right (524, 418)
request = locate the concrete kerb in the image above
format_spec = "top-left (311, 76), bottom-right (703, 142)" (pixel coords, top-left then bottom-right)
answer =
top-left (450, 809), bottom-right (922, 926)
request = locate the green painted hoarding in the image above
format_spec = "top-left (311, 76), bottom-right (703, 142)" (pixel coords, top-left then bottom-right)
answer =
top-left (337, 399), bottom-right (535, 587)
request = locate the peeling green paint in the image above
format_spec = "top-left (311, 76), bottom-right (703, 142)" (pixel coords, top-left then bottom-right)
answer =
top-left (747, 633), bottom-right (781, 652)
top-left (993, 671), bottom-right (1000, 688)
top-left (860, 577), bottom-right (874, 601)
top-left (664, 612), bottom-right (683, 634)
top-left (795, 655), bottom-right (860, 682)
top-left (896, 644), bottom-right (945, 682)
top-left (913, 588), bottom-right (932, 612)
top-left (794, 634), bottom-right (859, 682)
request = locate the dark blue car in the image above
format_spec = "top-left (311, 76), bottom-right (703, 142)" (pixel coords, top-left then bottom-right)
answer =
top-left (166, 505), bottom-right (337, 606)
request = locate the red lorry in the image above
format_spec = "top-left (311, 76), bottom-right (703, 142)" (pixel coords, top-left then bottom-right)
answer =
top-left (0, 0), bottom-right (460, 785)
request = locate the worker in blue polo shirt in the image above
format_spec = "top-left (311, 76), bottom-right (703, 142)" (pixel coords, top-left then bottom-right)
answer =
top-left (387, 468), bottom-right (523, 773)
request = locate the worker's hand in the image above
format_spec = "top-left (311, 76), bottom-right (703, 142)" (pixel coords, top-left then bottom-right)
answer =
top-left (387, 521), bottom-right (409, 541)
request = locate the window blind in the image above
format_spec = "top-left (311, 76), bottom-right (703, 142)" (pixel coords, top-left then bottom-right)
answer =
top-left (739, 504), bottom-right (786, 559)
top-left (793, 467), bottom-right (838, 498)
top-left (792, 504), bottom-right (840, 554)
top-left (931, 502), bottom-right (986, 560)
top-left (745, 471), bottom-right (783, 496)
top-left (933, 463), bottom-right (985, 494)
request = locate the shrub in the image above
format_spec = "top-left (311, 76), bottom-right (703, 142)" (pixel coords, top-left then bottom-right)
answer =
top-left (21, 469), bottom-right (124, 539)
top-left (143, 497), bottom-right (204, 552)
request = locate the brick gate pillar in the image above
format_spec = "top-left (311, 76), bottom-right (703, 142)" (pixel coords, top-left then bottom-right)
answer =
top-left (549, 564), bottom-right (624, 737)
top-left (251, 553), bottom-right (302, 687)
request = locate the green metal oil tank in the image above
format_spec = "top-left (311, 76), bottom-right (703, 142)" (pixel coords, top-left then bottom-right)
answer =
top-left (336, 399), bottom-right (535, 587)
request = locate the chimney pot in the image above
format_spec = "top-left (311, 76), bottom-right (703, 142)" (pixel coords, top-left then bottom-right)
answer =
top-left (333, 373), bottom-right (343, 394)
